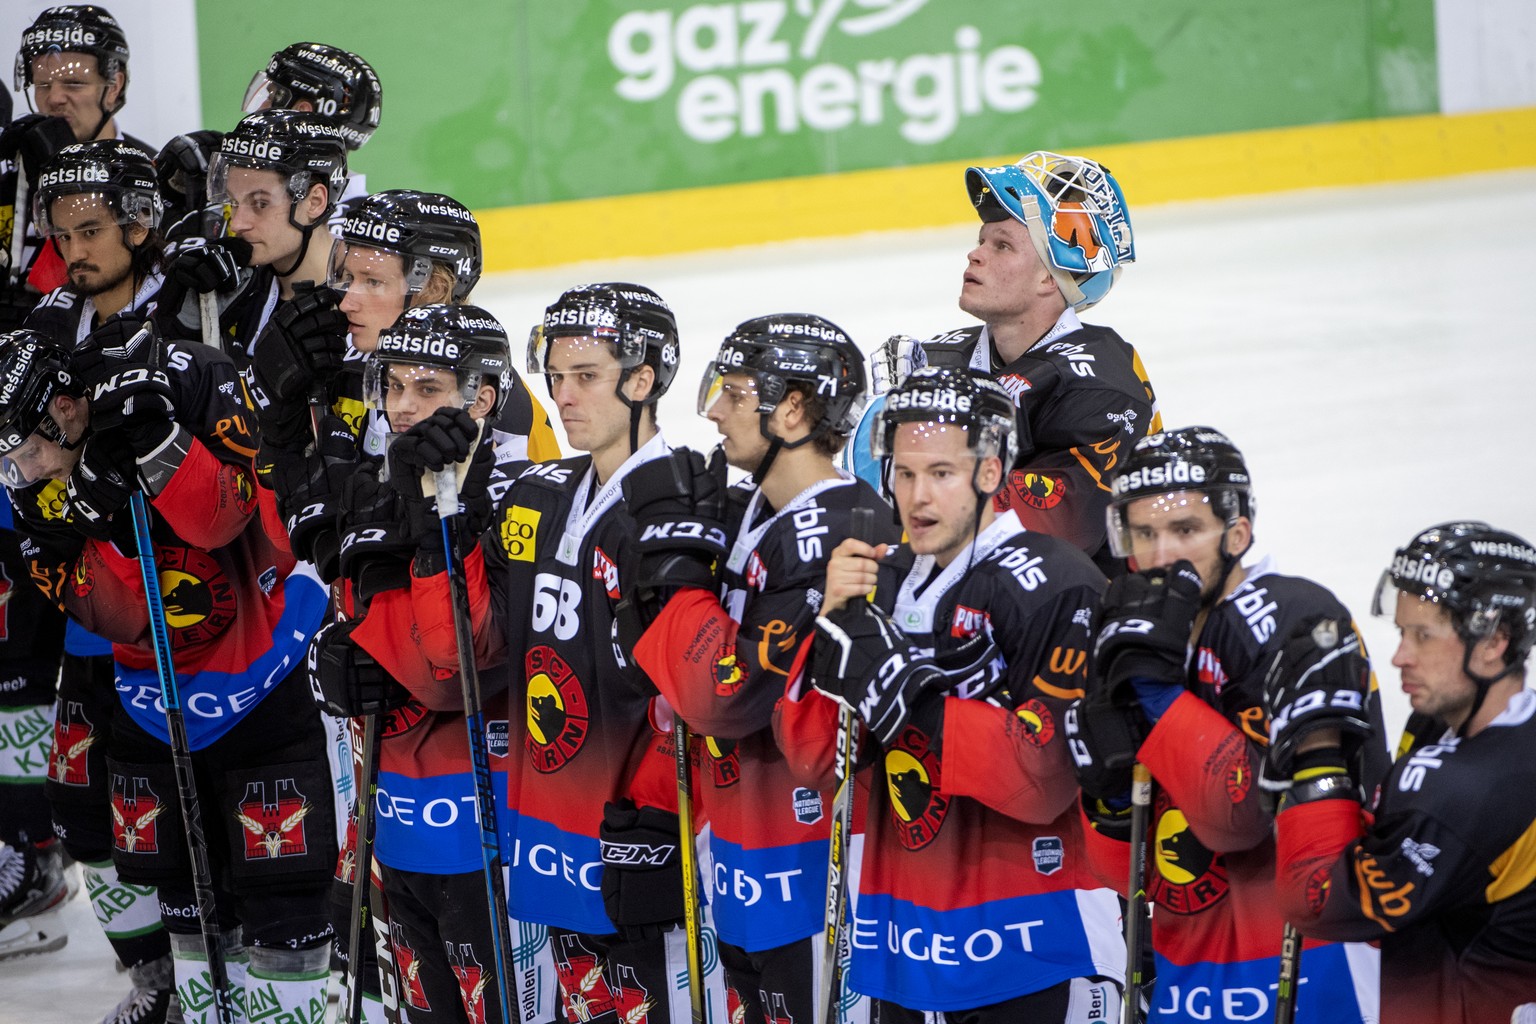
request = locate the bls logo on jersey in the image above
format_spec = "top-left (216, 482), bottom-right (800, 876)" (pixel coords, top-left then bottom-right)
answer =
top-left (525, 645), bottom-right (590, 773)
top-left (592, 545), bottom-right (620, 599)
top-left (157, 548), bottom-right (237, 648)
top-left (951, 604), bottom-right (988, 639)
top-left (234, 780), bottom-right (313, 860)
top-left (885, 726), bottom-right (948, 851)
top-left (1148, 796), bottom-right (1229, 914)
top-left (111, 774), bottom-right (165, 855)
top-left (447, 943), bottom-right (490, 1024)
top-left (391, 921), bottom-right (432, 1012)
top-left (50, 700), bottom-right (96, 787)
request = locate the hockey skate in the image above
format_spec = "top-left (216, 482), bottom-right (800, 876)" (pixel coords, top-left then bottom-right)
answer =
top-left (0, 840), bottom-right (70, 961)
top-left (100, 954), bottom-right (176, 1024)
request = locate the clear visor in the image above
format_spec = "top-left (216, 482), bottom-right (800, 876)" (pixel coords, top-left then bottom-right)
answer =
top-left (696, 366), bottom-right (763, 417)
top-left (208, 153), bottom-right (308, 208)
top-left (872, 410), bottom-right (1007, 462)
top-left (33, 190), bottom-right (150, 238)
top-left (18, 52), bottom-right (105, 109)
top-left (327, 239), bottom-right (430, 297)
top-left (1104, 490), bottom-right (1219, 561)
top-left (0, 419), bottom-right (70, 488)
top-left (526, 324), bottom-right (642, 376)
top-left (241, 71), bottom-right (292, 114)
top-left (362, 359), bottom-right (481, 432)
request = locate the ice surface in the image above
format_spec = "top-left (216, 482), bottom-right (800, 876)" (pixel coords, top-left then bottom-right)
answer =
top-left (5, 169), bottom-right (1534, 1022)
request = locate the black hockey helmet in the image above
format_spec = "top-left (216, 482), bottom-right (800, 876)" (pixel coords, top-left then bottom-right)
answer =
top-left (872, 365), bottom-right (1023, 497)
top-left (33, 139), bottom-right (161, 237)
top-left (1374, 521), bottom-right (1536, 683)
top-left (699, 313), bottom-right (867, 437)
top-left (330, 190), bottom-right (481, 303)
top-left (365, 303), bottom-right (512, 421)
top-left (529, 282), bottom-right (680, 402)
top-left (14, 5), bottom-right (130, 111)
top-left (1105, 425), bottom-right (1253, 560)
top-left (210, 110), bottom-right (349, 220)
top-left (0, 329), bottom-right (84, 485)
top-left (243, 42), bottom-right (382, 152)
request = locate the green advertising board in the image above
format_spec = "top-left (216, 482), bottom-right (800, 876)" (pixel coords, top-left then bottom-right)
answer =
top-left (198, 0), bottom-right (1436, 212)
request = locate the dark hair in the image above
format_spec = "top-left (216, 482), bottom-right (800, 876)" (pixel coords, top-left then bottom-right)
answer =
top-left (787, 381), bottom-right (847, 457)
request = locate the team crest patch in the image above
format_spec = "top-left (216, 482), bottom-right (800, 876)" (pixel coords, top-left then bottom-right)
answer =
top-left (1032, 836), bottom-right (1064, 875)
top-left (232, 468), bottom-right (257, 516)
top-left (50, 701), bottom-right (95, 786)
top-left (1148, 795), bottom-right (1229, 914)
top-left (71, 558), bottom-right (94, 598)
top-left (447, 943), bottom-right (490, 1024)
top-left (1224, 755), bottom-right (1252, 803)
top-left (234, 779), bottom-right (313, 860)
top-left (1012, 471), bottom-right (1066, 511)
top-left (1011, 699), bottom-right (1055, 747)
top-left (525, 644), bottom-right (590, 773)
top-left (793, 787), bottom-right (824, 825)
top-left (714, 652), bottom-right (743, 696)
top-left (1304, 865), bottom-right (1331, 914)
top-left (111, 774), bottom-right (164, 854)
top-left (885, 725), bottom-right (948, 851)
top-left (156, 547), bottom-right (236, 648)
top-left (592, 545), bottom-right (620, 600)
top-left (392, 921), bottom-right (432, 1011)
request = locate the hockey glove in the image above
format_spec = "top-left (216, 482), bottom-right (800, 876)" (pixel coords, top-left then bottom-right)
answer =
top-left (813, 600), bottom-right (949, 747)
top-left (598, 799), bottom-right (686, 941)
top-left (73, 318), bottom-right (156, 391)
top-left (387, 410), bottom-right (496, 577)
top-left (155, 131), bottom-right (222, 221)
top-left (1261, 615), bottom-right (1374, 808)
top-left (250, 282), bottom-right (347, 409)
top-left (307, 619), bottom-right (411, 718)
top-left (337, 471), bottom-right (417, 599)
top-left (1064, 687), bottom-right (1142, 811)
top-left (65, 435), bottom-right (135, 540)
top-left (163, 236), bottom-right (251, 296)
top-left (87, 368), bottom-right (190, 495)
top-left (1092, 561), bottom-right (1202, 723)
top-left (387, 407), bottom-right (479, 481)
top-left (270, 415), bottom-right (356, 578)
top-left (0, 114), bottom-right (76, 181)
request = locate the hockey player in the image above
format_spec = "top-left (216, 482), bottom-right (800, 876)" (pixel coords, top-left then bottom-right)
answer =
top-left (2, 5), bottom-right (155, 325)
top-left (312, 303), bottom-right (549, 1024)
top-left (155, 109), bottom-right (349, 383)
top-left (1066, 426), bottom-right (1385, 1023)
top-left (347, 282), bottom-right (704, 1022)
top-left (17, 138), bottom-right (175, 1021)
top-left (850, 152), bottom-right (1160, 576)
top-left (808, 365), bottom-right (1124, 1021)
top-left (0, 322), bottom-right (335, 1023)
top-left (1267, 521), bottom-right (1536, 1023)
top-left (627, 314), bottom-right (890, 1023)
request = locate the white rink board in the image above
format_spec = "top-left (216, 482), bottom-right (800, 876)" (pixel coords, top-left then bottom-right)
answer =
top-left (4, 170), bottom-right (1535, 1022)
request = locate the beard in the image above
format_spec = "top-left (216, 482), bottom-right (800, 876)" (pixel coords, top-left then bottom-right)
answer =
top-left (69, 260), bottom-right (134, 298)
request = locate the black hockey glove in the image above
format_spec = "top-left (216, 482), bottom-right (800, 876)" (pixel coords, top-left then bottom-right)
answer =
top-left (64, 435), bottom-right (135, 540)
top-left (1064, 688), bottom-right (1142, 813)
top-left (614, 447), bottom-right (729, 653)
top-left (1261, 615), bottom-right (1374, 809)
top-left (307, 619), bottom-right (412, 718)
top-left (164, 236), bottom-right (251, 296)
top-left (1092, 561), bottom-right (1202, 721)
top-left (0, 114), bottom-right (76, 181)
top-left (269, 415), bottom-right (356, 579)
top-left (155, 130), bottom-right (222, 221)
top-left (599, 799), bottom-right (686, 941)
top-left (73, 317), bottom-right (158, 392)
top-left (87, 368), bottom-right (189, 494)
top-left (250, 282), bottom-right (347, 409)
top-left (812, 600), bottom-right (949, 747)
top-left (386, 410), bottom-right (496, 577)
top-left (337, 472), bottom-right (417, 599)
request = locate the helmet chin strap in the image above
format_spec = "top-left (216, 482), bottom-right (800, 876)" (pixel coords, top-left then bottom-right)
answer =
top-left (274, 216), bottom-right (319, 280)
top-left (1202, 526), bottom-right (1249, 610)
top-left (1455, 637), bottom-right (1520, 737)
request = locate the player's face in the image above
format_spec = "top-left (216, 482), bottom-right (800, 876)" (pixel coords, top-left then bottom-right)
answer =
top-left (1, 404), bottom-right (84, 485)
top-left (1123, 492), bottom-right (1231, 599)
top-left (959, 218), bottom-right (1056, 323)
top-left (1391, 594), bottom-right (1483, 726)
top-left (335, 246), bottom-right (410, 353)
top-left (705, 371), bottom-right (770, 471)
top-left (48, 194), bottom-right (139, 298)
top-left (889, 422), bottom-right (995, 567)
top-left (382, 364), bottom-right (461, 433)
top-left (28, 52), bottom-right (121, 141)
top-left (544, 336), bottom-right (631, 455)
top-left (225, 167), bottom-right (304, 268)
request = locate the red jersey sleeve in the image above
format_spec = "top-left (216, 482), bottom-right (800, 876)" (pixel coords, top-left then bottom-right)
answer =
top-left (940, 697), bottom-right (1078, 824)
top-left (1138, 690), bottom-right (1270, 853)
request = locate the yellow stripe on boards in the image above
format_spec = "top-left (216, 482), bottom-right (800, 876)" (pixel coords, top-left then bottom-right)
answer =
top-left (475, 106), bottom-right (1536, 273)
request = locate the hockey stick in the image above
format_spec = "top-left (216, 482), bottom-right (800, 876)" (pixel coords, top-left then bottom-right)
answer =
top-left (432, 458), bottom-right (517, 1024)
top-left (8, 163), bottom-right (28, 287)
top-left (817, 506), bottom-right (874, 1024)
top-left (1273, 922), bottom-right (1301, 1023)
top-left (341, 712), bottom-right (381, 1024)
top-left (673, 713), bottom-right (706, 1023)
top-left (128, 491), bottom-right (236, 1024)
top-left (1124, 762), bottom-right (1154, 1024)
top-left (199, 292), bottom-right (219, 351)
